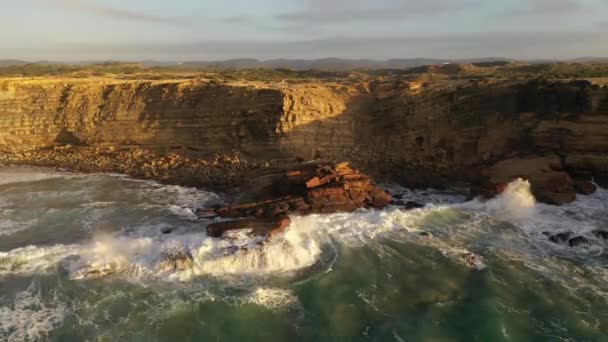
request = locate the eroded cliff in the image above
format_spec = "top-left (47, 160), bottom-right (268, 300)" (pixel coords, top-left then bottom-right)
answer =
top-left (1, 77), bottom-right (607, 195)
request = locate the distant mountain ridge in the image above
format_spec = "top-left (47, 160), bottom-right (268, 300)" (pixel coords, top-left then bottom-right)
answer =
top-left (0, 60), bottom-right (29, 67)
top-left (175, 58), bottom-right (513, 71)
top-left (2, 57), bottom-right (608, 71)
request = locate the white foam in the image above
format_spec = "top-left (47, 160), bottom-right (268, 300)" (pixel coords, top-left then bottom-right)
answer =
top-left (0, 244), bottom-right (78, 274)
top-left (0, 281), bottom-right (67, 342)
top-left (0, 218), bottom-right (37, 237)
top-left (243, 288), bottom-right (300, 312)
top-left (0, 205), bottom-right (475, 280)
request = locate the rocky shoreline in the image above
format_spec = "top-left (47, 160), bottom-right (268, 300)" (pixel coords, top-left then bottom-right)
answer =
top-left (0, 145), bottom-right (258, 191)
top-left (3, 146), bottom-right (604, 277)
top-left (1, 145), bottom-right (600, 207)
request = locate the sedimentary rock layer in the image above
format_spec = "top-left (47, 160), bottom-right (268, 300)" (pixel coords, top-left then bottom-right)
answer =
top-left (1, 77), bottom-right (607, 190)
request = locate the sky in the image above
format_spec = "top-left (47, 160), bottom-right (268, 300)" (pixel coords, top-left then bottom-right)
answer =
top-left (1, 0), bottom-right (608, 61)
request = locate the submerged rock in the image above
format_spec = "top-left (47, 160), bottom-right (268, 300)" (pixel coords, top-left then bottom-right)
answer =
top-left (405, 201), bottom-right (425, 210)
top-left (73, 263), bottom-right (119, 280)
top-left (543, 232), bottom-right (593, 247)
top-left (158, 247), bottom-right (194, 271)
top-left (593, 230), bottom-right (608, 240)
top-left (568, 236), bottom-right (590, 247)
top-left (544, 231), bottom-right (573, 244)
top-left (458, 251), bottom-right (486, 270)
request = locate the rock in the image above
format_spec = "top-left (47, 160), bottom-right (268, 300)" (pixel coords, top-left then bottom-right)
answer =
top-left (391, 199), bottom-right (405, 206)
top-left (76, 263), bottom-right (119, 279)
top-left (215, 196), bottom-right (309, 219)
top-left (470, 180), bottom-right (508, 199)
top-left (593, 230), bottom-right (608, 240)
top-left (207, 215), bottom-right (291, 238)
top-left (201, 161), bottom-right (390, 240)
top-left (544, 232), bottom-right (592, 247)
top-left (370, 187), bottom-right (392, 209)
top-left (474, 156), bottom-right (577, 205)
top-left (405, 201), bottom-right (425, 209)
top-left (453, 250), bottom-right (486, 270)
top-left (573, 180), bottom-right (598, 195)
top-left (565, 154), bottom-right (608, 187)
top-left (161, 227), bottom-right (173, 235)
top-left (419, 231), bottom-right (433, 238)
top-left (568, 236), bottom-right (590, 247)
top-left (544, 232), bottom-right (573, 244)
top-left (158, 248), bottom-right (194, 271)
top-left (195, 208), bottom-right (220, 219)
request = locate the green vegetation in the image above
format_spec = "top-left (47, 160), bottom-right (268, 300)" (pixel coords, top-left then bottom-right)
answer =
top-left (0, 62), bottom-right (349, 82)
top-left (2, 61), bottom-right (608, 82)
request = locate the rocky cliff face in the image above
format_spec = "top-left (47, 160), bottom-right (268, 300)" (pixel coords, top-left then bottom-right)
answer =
top-left (0, 79), bottom-right (284, 156)
top-left (1, 77), bottom-right (607, 193)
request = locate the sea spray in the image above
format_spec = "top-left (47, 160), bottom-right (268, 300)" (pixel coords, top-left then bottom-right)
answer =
top-left (465, 178), bottom-right (536, 221)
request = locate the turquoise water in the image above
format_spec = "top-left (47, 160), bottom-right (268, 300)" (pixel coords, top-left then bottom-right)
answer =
top-left (0, 166), bottom-right (607, 341)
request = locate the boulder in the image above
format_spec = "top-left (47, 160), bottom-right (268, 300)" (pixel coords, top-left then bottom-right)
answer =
top-left (473, 155), bottom-right (577, 205)
top-left (573, 180), bottom-right (598, 195)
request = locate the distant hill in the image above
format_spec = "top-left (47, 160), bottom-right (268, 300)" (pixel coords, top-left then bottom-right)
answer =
top-left (174, 58), bottom-right (512, 71)
top-left (0, 60), bottom-right (28, 67)
top-left (3, 57), bottom-right (608, 75)
top-left (568, 57), bottom-right (608, 63)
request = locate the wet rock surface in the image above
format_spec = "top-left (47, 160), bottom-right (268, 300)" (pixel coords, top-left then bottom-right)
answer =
top-left (593, 230), bottom-right (608, 240)
top-left (158, 247), bottom-right (194, 271)
top-left (207, 216), bottom-right (292, 239)
top-left (542, 231), bottom-right (603, 248)
top-left (472, 155), bottom-right (591, 205)
top-left (203, 161), bottom-right (391, 238)
top-left (405, 201), bottom-right (425, 209)
top-left (573, 180), bottom-right (598, 195)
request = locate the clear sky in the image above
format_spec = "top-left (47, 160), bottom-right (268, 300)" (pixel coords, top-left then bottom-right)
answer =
top-left (2, 0), bottom-right (608, 61)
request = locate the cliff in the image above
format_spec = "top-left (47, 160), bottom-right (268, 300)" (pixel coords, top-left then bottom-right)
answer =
top-left (1, 77), bottom-right (607, 196)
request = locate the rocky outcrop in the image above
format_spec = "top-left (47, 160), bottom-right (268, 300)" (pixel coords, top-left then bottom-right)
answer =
top-left (471, 154), bottom-right (601, 205)
top-left (204, 162), bottom-right (391, 238)
top-left (0, 79), bottom-right (285, 157)
top-left (472, 156), bottom-right (578, 205)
